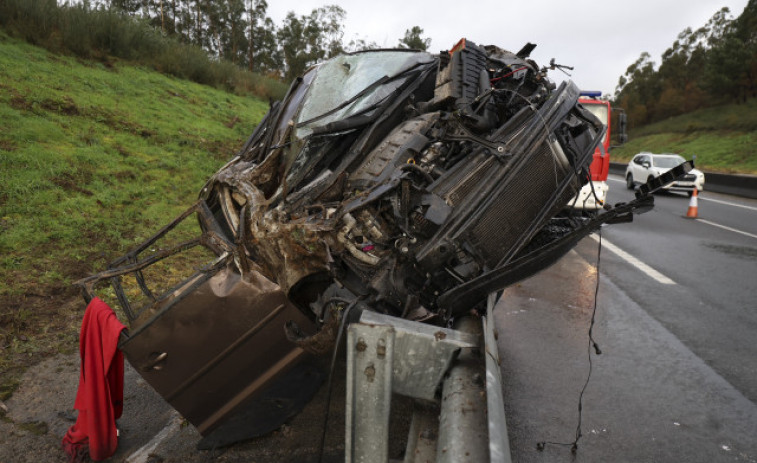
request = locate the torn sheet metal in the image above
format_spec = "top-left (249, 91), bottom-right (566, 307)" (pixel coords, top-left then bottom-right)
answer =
top-left (76, 39), bottom-right (663, 437)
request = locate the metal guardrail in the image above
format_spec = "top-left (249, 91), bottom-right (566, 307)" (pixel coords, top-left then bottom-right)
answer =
top-left (609, 162), bottom-right (757, 199)
top-left (345, 294), bottom-right (511, 463)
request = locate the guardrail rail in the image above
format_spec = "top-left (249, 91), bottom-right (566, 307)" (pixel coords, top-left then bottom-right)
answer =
top-left (345, 293), bottom-right (511, 463)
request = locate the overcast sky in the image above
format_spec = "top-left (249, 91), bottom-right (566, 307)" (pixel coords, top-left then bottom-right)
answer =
top-left (266, 0), bottom-right (749, 97)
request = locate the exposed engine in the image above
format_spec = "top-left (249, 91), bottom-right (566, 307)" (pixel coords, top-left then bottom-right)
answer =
top-left (201, 40), bottom-right (604, 325)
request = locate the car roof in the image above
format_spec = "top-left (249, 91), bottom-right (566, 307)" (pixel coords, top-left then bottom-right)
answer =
top-left (634, 152), bottom-right (682, 158)
top-left (653, 153), bottom-right (684, 158)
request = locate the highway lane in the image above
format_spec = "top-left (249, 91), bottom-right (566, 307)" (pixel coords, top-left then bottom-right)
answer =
top-left (580, 175), bottom-right (757, 402)
top-left (497, 179), bottom-right (757, 462)
top-left (496, 242), bottom-right (757, 463)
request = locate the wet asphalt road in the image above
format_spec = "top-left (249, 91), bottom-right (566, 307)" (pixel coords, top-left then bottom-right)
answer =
top-left (497, 179), bottom-right (757, 462)
top-left (600, 176), bottom-right (757, 404)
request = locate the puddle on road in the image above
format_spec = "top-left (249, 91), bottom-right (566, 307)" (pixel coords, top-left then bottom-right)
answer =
top-left (704, 242), bottom-right (757, 260)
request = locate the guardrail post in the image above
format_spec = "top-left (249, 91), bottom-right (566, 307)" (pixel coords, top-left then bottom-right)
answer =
top-left (345, 323), bottom-right (395, 463)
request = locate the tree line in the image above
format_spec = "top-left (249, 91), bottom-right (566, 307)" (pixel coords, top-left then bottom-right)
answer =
top-left (0, 0), bottom-right (431, 98)
top-left (88, 0), bottom-right (430, 81)
top-left (613, 1), bottom-right (756, 128)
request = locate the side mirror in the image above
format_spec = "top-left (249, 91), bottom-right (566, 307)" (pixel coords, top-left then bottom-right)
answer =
top-left (618, 112), bottom-right (628, 144)
top-left (642, 161), bottom-right (651, 168)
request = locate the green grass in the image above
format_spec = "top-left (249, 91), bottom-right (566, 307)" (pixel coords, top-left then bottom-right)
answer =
top-left (0, 35), bottom-right (269, 395)
top-left (611, 99), bottom-right (757, 174)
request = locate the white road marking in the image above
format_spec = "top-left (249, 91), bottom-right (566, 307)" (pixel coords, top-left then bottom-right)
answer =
top-left (609, 175), bottom-right (757, 212)
top-left (697, 196), bottom-right (757, 212)
top-left (126, 412), bottom-right (183, 463)
top-left (589, 234), bottom-right (676, 285)
top-left (695, 219), bottom-right (757, 240)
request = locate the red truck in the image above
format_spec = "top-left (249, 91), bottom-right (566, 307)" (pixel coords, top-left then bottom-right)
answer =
top-left (571, 91), bottom-right (626, 210)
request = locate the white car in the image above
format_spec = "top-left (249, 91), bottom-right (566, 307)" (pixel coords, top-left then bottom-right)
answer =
top-left (626, 152), bottom-right (704, 195)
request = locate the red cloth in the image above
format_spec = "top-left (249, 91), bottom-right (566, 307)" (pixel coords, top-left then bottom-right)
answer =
top-left (62, 297), bottom-right (126, 462)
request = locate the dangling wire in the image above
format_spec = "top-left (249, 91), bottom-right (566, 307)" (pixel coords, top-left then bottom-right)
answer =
top-left (317, 297), bottom-right (363, 463)
top-left (537, 228), bottom-right (603, 454)
top-left (587, 142), bottom-right (610, 209)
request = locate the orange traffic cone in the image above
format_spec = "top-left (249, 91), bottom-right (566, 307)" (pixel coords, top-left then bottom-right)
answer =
top-left (685, 189), bottom-right (699, 218)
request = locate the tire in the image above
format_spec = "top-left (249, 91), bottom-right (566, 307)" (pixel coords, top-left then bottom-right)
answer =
top-left (626, 173), bottom-right (634, 190)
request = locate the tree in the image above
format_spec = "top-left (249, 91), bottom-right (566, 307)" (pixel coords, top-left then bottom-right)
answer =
top-left (277, 5), bottom-right (346, 81)
top-left (344, 36), bottom-right (379, 52)
top-left (98, 0), bottom-right (364, 82)
top-left (220, 0), bottom-right (248, 64)
top-left (613, 52), bottom-right (659, 126)
top-left (613, 3), bottom-right (757, 125)
top-left (246, 0), bottom-right (266, 71)
top-left (703, 4), bottom-right (755, 102)
top-left (247, 1), bottom-right (280, 75)
top-left (398, 26), bottom-right (430, 51)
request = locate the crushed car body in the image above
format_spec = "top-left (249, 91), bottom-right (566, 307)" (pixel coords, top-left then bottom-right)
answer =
top-left (76, 39), bottom-right (690, 441)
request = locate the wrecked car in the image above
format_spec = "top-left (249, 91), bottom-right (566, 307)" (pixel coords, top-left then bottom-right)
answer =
top-left (76, 39), bottom-right (687, 445)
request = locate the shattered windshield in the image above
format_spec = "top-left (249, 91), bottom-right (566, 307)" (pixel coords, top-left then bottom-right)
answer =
top-left (294, 51), bottom-right (435, 138)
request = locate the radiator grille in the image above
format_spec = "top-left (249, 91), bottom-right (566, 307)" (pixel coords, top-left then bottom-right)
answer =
top-left (446, 156), bottom-right (498, 206)
top-left (466, 140), bottom-right (576, 267)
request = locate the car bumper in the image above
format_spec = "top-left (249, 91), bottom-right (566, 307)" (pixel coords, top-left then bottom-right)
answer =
top-left (662, 179), bottom-right (704, 192)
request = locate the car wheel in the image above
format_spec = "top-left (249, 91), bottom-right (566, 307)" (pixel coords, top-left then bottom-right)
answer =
top-left (626, 174), bottom-right (634, 190)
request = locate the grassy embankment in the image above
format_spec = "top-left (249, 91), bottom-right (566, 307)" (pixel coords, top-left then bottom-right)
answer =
top-left (2, 28), bottom-right (756, 404)
top-left (0, 34), bottom-right (271, 399)
top-left (611, 99), bottom-right (757, 174)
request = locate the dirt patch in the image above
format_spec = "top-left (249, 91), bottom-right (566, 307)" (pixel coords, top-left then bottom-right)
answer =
top-left (113, 170), bottom-right (137, 181)
top-left (7, 93), bottom-right (81, 116)
top-left (198, 139), bottom-right (238, 160)
top-left (225, 115), bottom-right (240, 129)
top-left (0, 139), bottom-right (17, 152)
top-left (115, 145), bottom-right (130, 158)
top-left (166, 89), bottom-right (189, 101)
top-left (50, 172), bottom-right (94, 196)
top-left (90, 108), bottom-right (156, 138)
top-left (39, 97), bottom-right (80, 116)
top-left (0, 294), bottom-right (82, 401)
top-left (9, 94), bottom-right (31, 111)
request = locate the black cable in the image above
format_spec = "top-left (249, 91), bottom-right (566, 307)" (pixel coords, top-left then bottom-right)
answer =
top-left (537, 228), bottom-right (603, 454)
top-left (587, 171), bottom-right (607, 210)
top-left (317, 297), bottom-right (362, 463)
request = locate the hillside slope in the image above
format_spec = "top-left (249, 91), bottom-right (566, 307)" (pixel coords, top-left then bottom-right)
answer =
top-left (611, 99), bottom-right (757, 174)
top-left (0, 34), bottom-right (270, 397)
